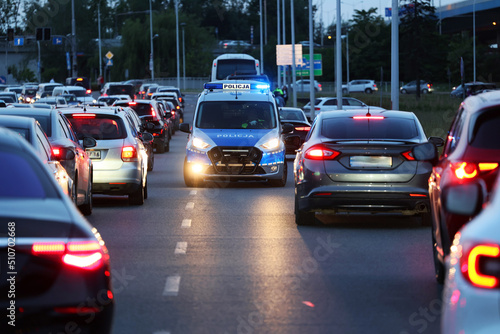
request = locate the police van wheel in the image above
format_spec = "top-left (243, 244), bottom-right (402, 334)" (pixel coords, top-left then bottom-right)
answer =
top-left (268, 162), bottom-right (287, 187)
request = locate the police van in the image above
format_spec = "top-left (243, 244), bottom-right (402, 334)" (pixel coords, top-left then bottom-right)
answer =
top-left (179, 81), bottom-right (293, 187)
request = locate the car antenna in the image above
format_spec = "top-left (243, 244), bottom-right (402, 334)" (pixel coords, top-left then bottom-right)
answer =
top-left (366, 107), bottom-right (371, 117)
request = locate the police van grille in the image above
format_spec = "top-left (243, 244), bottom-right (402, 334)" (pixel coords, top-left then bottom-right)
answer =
top-left (208, 146), bottom-right (263, 175)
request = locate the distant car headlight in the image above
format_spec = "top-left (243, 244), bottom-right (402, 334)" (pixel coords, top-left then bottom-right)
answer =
top-left (192, 137), bottom-right (212, 150)
top-left (260, 137), bottom-right (280, 150)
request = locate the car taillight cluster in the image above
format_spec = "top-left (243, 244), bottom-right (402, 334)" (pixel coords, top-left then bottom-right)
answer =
top-left (32, 240), bottom-right (106, 270)
top-left (451, 162), bottom-right (499, 180)
top-left (401, 150), bottom-right (415, 161)
top-left (121, 146), bottom-right (138, 162)
top-left (151, 107), bottom-right (156, 117)
top-left (304, 145), bottom-right (340, 160)
top-left (461, 244), bottom-right (500, 288)
top-left (295, 126), bottom-right (310, 131)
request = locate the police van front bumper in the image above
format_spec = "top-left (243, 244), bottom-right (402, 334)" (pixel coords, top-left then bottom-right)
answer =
top-left (186, 146), bottom-right (285, 180)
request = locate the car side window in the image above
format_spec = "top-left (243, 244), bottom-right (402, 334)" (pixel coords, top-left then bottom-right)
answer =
top-left (348, 99), bottom-right (363, 107)
top-left (58, 117), bottom-right (70, 139)
top-left (36, 124), bottom-right (52, 161)
top-left (443, 107), bottom-right (465, 157)
top-left (324, 99), bottom-right (337, 106)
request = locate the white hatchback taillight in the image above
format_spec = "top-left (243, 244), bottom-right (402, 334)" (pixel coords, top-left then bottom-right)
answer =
top-left (121, 146), bottom-right (138, 162)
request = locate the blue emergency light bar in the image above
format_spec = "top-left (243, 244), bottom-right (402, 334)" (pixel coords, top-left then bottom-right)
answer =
top-left (204, 83), bottom-right (270, 90)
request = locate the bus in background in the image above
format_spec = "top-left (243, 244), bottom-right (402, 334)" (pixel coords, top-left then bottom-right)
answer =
top-left (211, 54), bottom-right (260, 81)
top-left (65, 77), bottom-right (91, 94)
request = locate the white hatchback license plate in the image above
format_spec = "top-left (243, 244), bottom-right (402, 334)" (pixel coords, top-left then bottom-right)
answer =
top-left (350, 156), bottom-right (392, 168)
top-left (86, 150), bottom-right (101, 159)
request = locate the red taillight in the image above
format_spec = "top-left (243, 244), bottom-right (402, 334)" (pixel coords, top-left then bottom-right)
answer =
top-left (479, 163), bottom-right (499, 172)
top-left (295, 126), bottom-right (311, 131)
top-left (52, 147), bottom-right (61, 157)
top-left (318, 84), bottom-right (322, 88)
top-left (452, 162), bottom-right (478, 180)
top-left (121, 146), bottom-right (137, 162)
top-left (176, 105), bottom-right (180, 110)
top-left (86, 89), bottom-right (92, 94)
top-left (352, 116), bottom-right (384, 120)
top-left (129, 101), bottom-right (137, 106)
top-left (213, 62), bottom-right (217, 67)
top-left (171, 110), bottom-right (176, 116)
top-left (32, 240), bottom-right (104, 270)
top-left (102, 93), bottom-right (108, 97)
top-left (72, 113), bottom-right (96, 118)
top-left (151, 107), bottom-right (156, 117)
top-left (179, 97), bottom-right (183, 103)
top-left (402, 150), bottom-right (415, 161)
top-left (315, 107), bottom-right (321, 111)
top-left (462, 244), bottom-right (500, 288)
top-left (373, 84), bottom-right (377, 88)
top-left (304, 145), bottom-right (340, 160)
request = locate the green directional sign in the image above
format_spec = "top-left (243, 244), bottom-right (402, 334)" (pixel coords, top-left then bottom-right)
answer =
top-left (281, 54), bottom-right (322, 76)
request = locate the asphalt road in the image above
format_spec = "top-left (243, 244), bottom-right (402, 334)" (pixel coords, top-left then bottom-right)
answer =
top-left (87, 93), bottom-right (443, 334)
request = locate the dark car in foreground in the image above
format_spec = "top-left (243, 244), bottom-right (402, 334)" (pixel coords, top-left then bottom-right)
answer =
top-left (278, 107), bottom-right (311, 154)
top-left (0, 126), bottom-right (114, 333)
top-left (413, 90), bottom-right (500, 283)
top-left (294, 109), bottom-right (443, 226)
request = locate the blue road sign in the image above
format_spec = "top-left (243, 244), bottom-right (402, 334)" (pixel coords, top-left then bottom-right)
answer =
top-left (66, 52), bottom-right (71, 71)
top-left (53, 37), bottom-right (63, 45)
top-left (0, 76), bottom-right (6, 84)
top-left (14, 38), bottom-right (24, 46)
top-left (106, 59), bottom-right (113, 66)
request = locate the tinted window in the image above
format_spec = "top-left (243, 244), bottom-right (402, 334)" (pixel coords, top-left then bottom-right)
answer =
top-left (66, 115), bottom-right (128, 140)
top-left (0, 151), bottom-right (58, 198)
top-left (196, 101), bottom-right (276, 129)
top-left (279, 110), bottom-right (306, 121)
top-left (322, 117), bottom-right (418, 140)
top-left (107, 85), bottom-right (134, 98)
top-left (18, 115), bottom-right (51, 137)
top-left (470, 110), bottom-right (500, 149)
top-left (0, 96), bottom-right (15, 103)
top-left (5, 127), bottom-right (30, 140)
top-left (216, 59), bottom-right (257, 80)
top-left (119, 103), bottom-right (154, 117)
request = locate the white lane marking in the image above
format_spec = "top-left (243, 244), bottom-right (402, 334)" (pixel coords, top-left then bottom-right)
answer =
top-left (189, 190), bottom-right (197, 196)
top-left (185, 202), bottom-right (195, 210)
top-left (163, 275), bottom-right (181, 296)
top-left (153, 332), bottom-right (170, 334)
top-left (175, 242), bottom-right (188, 254)
top-left (181, 219), bottom-right (191, 228)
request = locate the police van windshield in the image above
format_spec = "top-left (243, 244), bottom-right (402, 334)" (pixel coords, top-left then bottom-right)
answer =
top-left (196, 101), bottom-right (276, 130)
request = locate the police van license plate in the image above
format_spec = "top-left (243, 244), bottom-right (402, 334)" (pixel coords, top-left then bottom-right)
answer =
top-left (86, 150), bottom-right (101, 159)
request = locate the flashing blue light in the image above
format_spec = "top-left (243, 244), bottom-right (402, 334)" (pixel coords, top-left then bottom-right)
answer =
top-left (204, 83), bottom-right (224, 90)
top-left (255, 84), bottom-right (270, 89)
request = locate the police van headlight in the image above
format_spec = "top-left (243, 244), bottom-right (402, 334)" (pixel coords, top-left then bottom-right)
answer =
top-left (260, 137), bottom-right (280, 150)
top-left (192, 137), bottom-right (212, 150)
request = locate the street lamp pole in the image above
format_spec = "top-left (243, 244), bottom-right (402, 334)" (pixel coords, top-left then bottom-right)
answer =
top-left (473, 0), bottom-right (476, 82)
top-left (291, 0), bottom-right (297, 108)
top-left (149, 0), bottom-right (154, 80)
top-left (176, 0), bottom-right (180, 88)
top-left (181, 23), bottom-right (186, 90)
top-left (98, 4), bottom-right (102, 78)
top-left (335, 0), bottom-right (342, 110)
top-left (259, 0), bottom-right (264, 73)
top-left (277, 0), bottom-right (281, 87)
top-left (71, 0), bottom-right (77, 77)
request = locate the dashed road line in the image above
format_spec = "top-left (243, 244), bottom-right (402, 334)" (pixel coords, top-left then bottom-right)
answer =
top-left (181, 219), bottom-right (191, 228)
top-left (163, 275), bottom-right (181, 296)
top-left (153, 331), bottom-right (170, 334)
top-left (189, 190), bottom-right (197, 196)
top-left (175, 242), bottom-right (188, 254)
top-left (185, 202), bottom-right (195, 210)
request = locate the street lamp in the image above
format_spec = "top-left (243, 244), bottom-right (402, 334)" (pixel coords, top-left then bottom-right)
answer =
top-left (181, 23), bottom-right (186, 90)
top-left (149, 0), bottom-right (154, 80)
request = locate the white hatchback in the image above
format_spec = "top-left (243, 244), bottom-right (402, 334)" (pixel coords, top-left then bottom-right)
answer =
top-left (441, 179), bottom-right (500, 333)
top-left (302, 97), bottom-right (384, 121)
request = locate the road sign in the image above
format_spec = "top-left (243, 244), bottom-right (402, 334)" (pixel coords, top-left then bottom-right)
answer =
top-left (53, 37), bottom-right (63, 45)
top-left (106, 59), bottom-right (113, 66)
top-left (0, 76), bottom-right (6, 84)
top-left (293, 54), bottom-right (322, 76)
top-left (14, 38), bottom-right (24, 46)
top-left (105, 51), bottom-right (114, 59)
top-left (276, 44), bottom-right (303, 66)
top-left (66, 52), bottom-right (71, 71)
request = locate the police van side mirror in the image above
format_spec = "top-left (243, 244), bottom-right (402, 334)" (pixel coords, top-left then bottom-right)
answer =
top-left (281, 123), bottom-right (294, 134)
top-left (179, 123), bottom-right (191, 133)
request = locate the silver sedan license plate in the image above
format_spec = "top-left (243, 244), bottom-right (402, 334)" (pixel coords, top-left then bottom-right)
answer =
top-left (350, 156), bottom-right (392, 168)
top-left (86, 150), bottom-right (101, 159)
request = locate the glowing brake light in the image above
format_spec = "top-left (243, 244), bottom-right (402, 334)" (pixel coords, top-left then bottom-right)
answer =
top-left (72, 113), bottom-right (96, 118)
top-left (462, 244), bottom-right (500, 288)
top-left (86, 89), bottom-right (92, 94)
top-left (129, 101), bottom-right (137, 106)
top-left (295, 126), bottom-right (311, 131)
top-left (76, 78), bottom-right (83, 82)
top-left (352, 116), bottom-right (384, 120)
top-left (176, 105), bottom-right (180, 109)
top-left (453, 162), bottom-right (478, 179)
top-left (52, 147), bottom-right (61, 157)
top-left (121, 146), bottom-right (137, 162)
top-left (151, 107), bottom-right (156, 117)
top-left (479, 163), bottom-right (499, 172)
top-left (304, 145), bottom-right (340, 160)
top-left (32, 240), bottom-right (105, 270)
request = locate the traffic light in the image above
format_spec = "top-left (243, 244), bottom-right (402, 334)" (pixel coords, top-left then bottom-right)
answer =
top-left (43, 27), bottom-right (51, 41)
top-left (36, 28), bottom-right (43, 41)
top-left (7, 28), bottom-right (14, 41)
